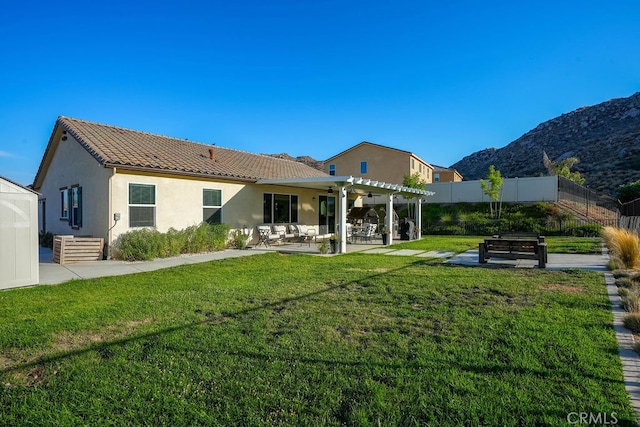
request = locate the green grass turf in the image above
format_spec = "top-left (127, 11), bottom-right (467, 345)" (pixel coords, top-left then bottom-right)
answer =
top-left (0, 242), bottom-right (634, 426)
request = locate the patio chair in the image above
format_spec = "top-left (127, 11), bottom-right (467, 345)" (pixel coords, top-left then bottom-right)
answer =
top-left (353, 223), bottom-right (377, 244)
top-left (407, 220), bottom-right (418, 240)
top-left (345, 223), bottom-right (353, 243)
top-left (293, 224), bottom-right (317, 246)
top-left (256, 225), bottom-right (281, 247)
top-left (272, 224), bottom-right (295, 243)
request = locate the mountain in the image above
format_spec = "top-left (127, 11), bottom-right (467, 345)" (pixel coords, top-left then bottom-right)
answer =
top-left (450, 92), bottom-right (640, 196)
top-left (268, 153), bottom-right (325, 172)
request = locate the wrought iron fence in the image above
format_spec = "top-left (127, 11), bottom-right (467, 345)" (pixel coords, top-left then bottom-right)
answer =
top-left (557, 176), bottom-right (619, 215)
top-left (620, 198), bottom-right (640, 216)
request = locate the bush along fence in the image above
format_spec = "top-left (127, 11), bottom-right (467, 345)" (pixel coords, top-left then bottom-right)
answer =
top-left (422, 218), bottom-right (608, 237)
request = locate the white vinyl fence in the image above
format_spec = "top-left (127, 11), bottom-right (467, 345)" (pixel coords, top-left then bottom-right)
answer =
top-left (425, 176), bottom-right (558, 204)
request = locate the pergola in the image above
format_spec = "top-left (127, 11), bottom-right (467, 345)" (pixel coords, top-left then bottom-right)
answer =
top-left (257, 175), bottom-right (435, 253)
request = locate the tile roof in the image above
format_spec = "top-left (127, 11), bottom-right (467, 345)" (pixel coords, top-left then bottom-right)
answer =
top-left (56, 116), bottom-right (329, 181)
top-left (431, 164), bottom-right (457, 172)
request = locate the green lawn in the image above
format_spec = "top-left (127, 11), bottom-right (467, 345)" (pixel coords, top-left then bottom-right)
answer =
top-left (0, 238), bottom-right (634, 426)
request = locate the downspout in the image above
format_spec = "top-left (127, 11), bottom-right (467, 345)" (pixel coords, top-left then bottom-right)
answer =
top-left (107, 167), bottom-right (116, 259)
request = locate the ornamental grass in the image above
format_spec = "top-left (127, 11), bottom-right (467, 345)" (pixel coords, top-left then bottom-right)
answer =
top-left (602, 226), bottom-right (640, 270)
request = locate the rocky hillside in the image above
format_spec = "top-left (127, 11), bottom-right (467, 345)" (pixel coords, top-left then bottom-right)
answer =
top-left (268, 153), bottom-right (325, 171)
top-left (451, 92), bottom-right (640, 196)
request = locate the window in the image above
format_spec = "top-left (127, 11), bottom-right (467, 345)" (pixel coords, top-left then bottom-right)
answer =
top-left (329, 164), bottom-right (336, 176)
top-left (263, 193), bottom-right (298, 223)
top-left (434, 173), bottom-right (440, 182)
top-left (60, 188), bottom-right (69, 219)
top-left (129, 183), bottom-right (156, 227)
top-left (60, 186), bottom-right (81, 226)
top-left (419, 163), bottom-right (423, 173)
top-left (70, 186), bottom-right (82, 228)
top-left (411, 158), bottom-right (415, 169)
top-left (360, 161), bottom-right (368, 174)
top-left (203, 189), bottom-right (222, 224)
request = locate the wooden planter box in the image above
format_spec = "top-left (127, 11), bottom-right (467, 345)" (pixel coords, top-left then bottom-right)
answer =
top-left (53, 236), bottom-right (104, 264)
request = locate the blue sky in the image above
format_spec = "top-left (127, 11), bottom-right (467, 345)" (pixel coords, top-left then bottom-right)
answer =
top-left (2, 0), bottom-right (639, 185)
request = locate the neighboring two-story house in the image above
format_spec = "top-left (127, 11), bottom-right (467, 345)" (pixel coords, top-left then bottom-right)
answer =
top-left (432, 165), bottom-right (463, 183)
top-left (324, 142), bottom-right (434, 186)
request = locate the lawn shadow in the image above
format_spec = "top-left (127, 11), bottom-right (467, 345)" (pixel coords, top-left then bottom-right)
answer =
top-left (1, 260), bottom-right (428, 374)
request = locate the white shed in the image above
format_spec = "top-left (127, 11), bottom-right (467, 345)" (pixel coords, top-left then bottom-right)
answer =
top-left (0, 176), bottom-right (39, 289)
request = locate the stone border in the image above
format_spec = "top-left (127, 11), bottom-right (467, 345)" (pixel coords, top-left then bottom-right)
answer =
top-left (605, 271), bottom-right (640, 422)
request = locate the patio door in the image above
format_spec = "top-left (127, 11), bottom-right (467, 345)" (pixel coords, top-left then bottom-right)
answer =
top-left (318, 195), bottom-right (335, 235)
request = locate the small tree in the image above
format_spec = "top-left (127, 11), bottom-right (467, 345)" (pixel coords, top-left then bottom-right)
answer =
top-left (617, 180), bottom-right (640, 203)
top-left (479, 165), bottom-right (504, 220)
top-left (543, 151), bottom-right (586, 184)
top-left (402, 172), bottom-right (426, 220)
top-left (403, 172), bottom-right (427, 190)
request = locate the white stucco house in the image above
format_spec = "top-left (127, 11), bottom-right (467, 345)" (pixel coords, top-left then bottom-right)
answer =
top-left (33, 117), bottom-right (431, 255)
top-left (0, 176), bottom-right (39, 289)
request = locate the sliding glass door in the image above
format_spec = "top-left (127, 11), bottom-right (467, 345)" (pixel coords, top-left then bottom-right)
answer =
top-left (318, 195), bottom-right (335, 235)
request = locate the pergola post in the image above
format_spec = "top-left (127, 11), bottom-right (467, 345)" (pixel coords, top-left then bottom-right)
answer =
top-left (386, 192), bottom-right (394, 245)
top-left (416, 197), bottom-right (422, 239)
top-left (339, 185), bottom-right (347, 253)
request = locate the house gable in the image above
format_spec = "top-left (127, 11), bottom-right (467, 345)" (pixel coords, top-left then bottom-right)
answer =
top-left (325, 141), bottom-right (433, 185)
top-left (325, 141), bottom-right (412, 162)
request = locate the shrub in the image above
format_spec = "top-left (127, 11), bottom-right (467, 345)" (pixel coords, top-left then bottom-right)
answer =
top-left (574, 223), bottom-right (603, 237)
top-left (113, 228), bottom-right (164, 261)
top-left (209, 223), bottom-right (231, 250)
top-left (112, 223), bottom-right (230, 261)
top-left (623, 313), bottom-right (640, 333)
top-left (39, 231), bottom-right (54, 249)
top-left (182, 223), bottom-right (229, 253)
top-left (616, 180), bottom-right (640, 204)
top-left (229, 229), bottom-right (248, 249)
top-left (439, 213), bottom-right (454, 223)
top-left (164, 228), bottom-right (185, 257)
top-left (622, 291), bottom-right (640, 313)
top-left (182, 224), bottom-right (209, 253)
top-left (613, 271), bottom-right (631, 279)
top-left (602, 227), bottom-right (640, 269)
top-left (616, 277), bottom-right (635, 289)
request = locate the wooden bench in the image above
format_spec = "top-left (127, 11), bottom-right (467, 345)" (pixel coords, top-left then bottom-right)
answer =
top-left (479, 237), bottom-right (547, 268)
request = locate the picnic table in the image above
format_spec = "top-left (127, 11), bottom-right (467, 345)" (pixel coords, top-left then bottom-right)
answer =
top-left (479, 235), bottom-right (547, 268)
